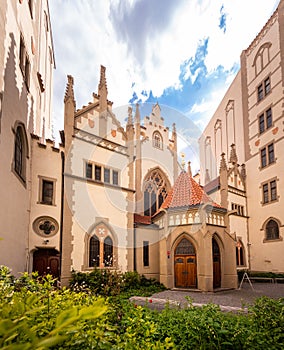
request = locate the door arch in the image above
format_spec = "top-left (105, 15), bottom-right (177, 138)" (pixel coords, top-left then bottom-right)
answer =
top-left (212, 238), bottom-right (221, 288)
top-left (33, 249), bottom-right (60, 279)
top-left (174, 238), bottom-right (197, 288)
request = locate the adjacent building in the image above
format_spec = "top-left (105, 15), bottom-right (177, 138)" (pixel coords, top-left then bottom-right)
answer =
top-left (0, 0), bottom-right (58, 277)
top-left (200, 0), bottom-right (284, 274)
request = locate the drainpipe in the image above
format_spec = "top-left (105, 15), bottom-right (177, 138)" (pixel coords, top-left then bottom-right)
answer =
top-left (59, 151), bottom-right (65, 280)
top-left (133, 223), bottom-right (137, 271)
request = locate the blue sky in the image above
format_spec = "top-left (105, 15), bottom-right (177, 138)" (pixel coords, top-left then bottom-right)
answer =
top-left (49, 0), bottom-right (279, 172)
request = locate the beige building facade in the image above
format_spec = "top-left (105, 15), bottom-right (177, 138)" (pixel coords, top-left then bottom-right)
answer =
top-left (200, 0), bottom-right (284, 274)
top-left (1, 0), bottom-right (283, 290)
top-left (0, 0), bottom-right (57, 277)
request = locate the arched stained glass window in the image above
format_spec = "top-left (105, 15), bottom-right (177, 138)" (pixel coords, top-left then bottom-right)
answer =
top-left (104, 237), bottom-right (113, 267)
top-left (175, 238), bottom-right (195, 255)
top-left (143, 169), bottom-right (169, 216)
top-left (89, 235), bottom-right (100, 267)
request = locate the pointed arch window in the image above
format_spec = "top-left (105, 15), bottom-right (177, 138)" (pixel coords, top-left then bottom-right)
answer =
top-left (236, 240), bottom-right (245, 266)
top-left (89, 235), bottom-right (100, 267)
top-left (143, 169), bottom-right (169, 216)
top-left (104, 237), bottom-right (113, 267)
top-left (265, 219), bottom-right (279, 240)
top-left (175, 238), bottom-right (195, 255)
top-left (152, 131), bottom-right (163, 149)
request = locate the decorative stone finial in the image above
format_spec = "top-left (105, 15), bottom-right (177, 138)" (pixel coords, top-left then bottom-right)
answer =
top-left (127, 106), bottom-right (133, 125)
top-left (187, 161), bottom-right (192, 177)
top-left (64, 74), bottom-right (76, 108)
top-left (229, 143), bottom-right (238, 165)
top-left (180, 152), bottom-right (185, 170)
top-left (135, 103), bottom-right (140, 123)
top-left (241, 163), bottom-right (246, 179)
top-left (220, 152), bottom-right (227, 172)
top-left (98, 65), bottom-right (108, 112)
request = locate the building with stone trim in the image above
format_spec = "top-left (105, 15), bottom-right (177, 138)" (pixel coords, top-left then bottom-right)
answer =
top-left (1, 0), bottom-right (283, 291)
top-left (200, 0), bottom-right (284, 274)
top-left (0, 0), bottom-right (57, 277)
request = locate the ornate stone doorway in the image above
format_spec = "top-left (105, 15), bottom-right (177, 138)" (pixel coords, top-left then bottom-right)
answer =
top-left (174, 238), bottom-right (197, 288)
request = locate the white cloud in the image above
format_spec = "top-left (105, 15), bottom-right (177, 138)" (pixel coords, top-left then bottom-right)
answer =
top-left (49, 0), bottom-right (280, 136)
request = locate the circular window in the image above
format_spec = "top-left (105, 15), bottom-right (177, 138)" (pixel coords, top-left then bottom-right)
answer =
top-left (33, 216), bottom-right (59, 237)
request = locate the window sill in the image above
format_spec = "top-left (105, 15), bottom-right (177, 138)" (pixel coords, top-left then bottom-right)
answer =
top-left (261, 198), bottom-right (279, 206)
top-left (259, 160), bottom-right (276, 171)
top-left (37, 201), bottom-right (56, 206)
top-left (263, 236), bottom-right (283, 243)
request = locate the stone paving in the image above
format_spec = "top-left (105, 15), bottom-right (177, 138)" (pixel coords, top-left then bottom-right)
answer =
top-left (130, 282), bottom-right (284, 312)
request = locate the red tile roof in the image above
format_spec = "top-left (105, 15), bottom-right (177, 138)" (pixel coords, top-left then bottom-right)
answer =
top-left (134, 214), bottom-right (152, 225)
top-left (160, 170), bottom-right (221, 210)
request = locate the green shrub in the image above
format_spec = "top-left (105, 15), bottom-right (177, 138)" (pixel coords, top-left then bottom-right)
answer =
top-left (69, 269), bottom-right (166, 298)
top-left (1, 266), bottom-right (283, 349)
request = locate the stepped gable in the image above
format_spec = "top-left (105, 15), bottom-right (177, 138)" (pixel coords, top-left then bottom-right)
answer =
top-left (161, 170), bottom-right (221, 210)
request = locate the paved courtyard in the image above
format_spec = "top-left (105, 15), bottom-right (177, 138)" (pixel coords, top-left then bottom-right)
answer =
top-left (130, 282), bottom-right (284, 312)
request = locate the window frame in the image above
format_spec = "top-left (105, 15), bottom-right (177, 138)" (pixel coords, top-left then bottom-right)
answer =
top-left (258, 107), bottom-right (273, 134)
top-left (84, 161), bottom-right (119, 185)
top-left (86, 162), bottom-right (93, 179)
top-left (261, 178), bottom-right (278, 205)
top-left (257, 76), bottom-right (271, 103)
top-left (260, 142), bottom-right (275, 169)
top-left (38, 176), bottom-right (56, 206)
top-left (152, 131), bottom-right (163, 150)
top-left (13, 123), bottom-right (28, 184)
top-left (19, 35), bottom-right (30, 90)
top-left (263, 219), bottom-right (281, 242)
top-left (143, 241), bottom-right (150, 267)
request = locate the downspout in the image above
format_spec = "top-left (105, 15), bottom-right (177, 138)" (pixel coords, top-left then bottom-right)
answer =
top-left (133, 223), bottom-right (137, 271)
top-left (59, 150), bottom-right (65, 280)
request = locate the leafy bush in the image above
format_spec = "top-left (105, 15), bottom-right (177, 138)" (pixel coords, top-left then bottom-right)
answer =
top-left (69, 269), bottom-right (166, 298)
top-left (1, 266), bottom-right (283, 349)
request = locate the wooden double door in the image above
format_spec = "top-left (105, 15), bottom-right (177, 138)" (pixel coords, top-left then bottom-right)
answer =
top-left (175, 255), bottom-right (197, 288)
top-left (174, 238), bottom-right (197, 288)
top-left (33, 249), bottom-right (60, 279)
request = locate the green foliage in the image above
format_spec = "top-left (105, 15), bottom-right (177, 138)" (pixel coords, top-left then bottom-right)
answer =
top-left (1, 266), bottom-right (283, 349)
top-left (69, 269), bottom-right (166, 298)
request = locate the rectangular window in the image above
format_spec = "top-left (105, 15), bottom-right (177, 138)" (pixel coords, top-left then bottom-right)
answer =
top-left (260, 143), bottom-right (275, 168)
top-left (261, 148), bottom-right (267, 168)
top-left (266, 108), bottom-right (272, 129)
top-left (104, 168), bottom-right (110, 183)
top-left (270, 180), bottom-right (277, 201)
top-left (95, 165), bottom-right (101, 181)
top-left (143, 241), bottom-right (149, 267)
top-left (86, 163), bottom-right (93, 179)
top-left (42, 180), bottom-right (54, 205)
top-left (231, 203), bottom-right (244, 216)
top-left (257, 84), bottom-right (263, 101)
top-left (112, 170), bottom-right (118, 185)
top-left (259, 114), bottom-right (265, 133)
top-left (262, 179), bottom-right (277, 204)
top-left (263, 183), bottom-right (269, 204)
top-left (268, 143), bottom-right (274, 164)
top-left (264, 77), bottom-right (270, 95)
